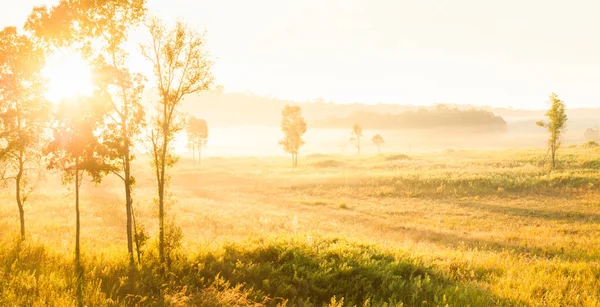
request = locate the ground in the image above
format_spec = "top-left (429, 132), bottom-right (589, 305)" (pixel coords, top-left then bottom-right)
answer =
top-left (1, 147), bottom-right (600, 306)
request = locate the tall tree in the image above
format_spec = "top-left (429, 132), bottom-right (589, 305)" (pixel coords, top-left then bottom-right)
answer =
top-left (0, 26), bottom-right (50, 241)
top-left (372, 134), bottom-right (384, 154)
top-left (537, 93), bottom-right (567, 168)
top-left (26, 0), bottom-right (148, 267)
top-left (351, 124), bottom-right (363, 154)
top-left (186, 116), bottom-right (208, 166)
top-left (141, 17), bottom-right (213, 265)
top-left (279, 105), bottom-right (307, 167)
top-left (78, 0), bottom-right (146, 268)
top-left (46, 95), bottom-right (111, 303)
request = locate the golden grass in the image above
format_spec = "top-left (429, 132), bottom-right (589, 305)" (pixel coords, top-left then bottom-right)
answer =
top-left (1, 147), bottom-right (600, 306)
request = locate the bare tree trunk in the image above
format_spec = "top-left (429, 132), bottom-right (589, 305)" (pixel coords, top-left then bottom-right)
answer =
top-left (157, 104), bottom-right (168, 265)
top-left (124, 153), bottom-right (134, 267)
top-left (15, 159), bottom-right (24, 241)
top-left (357, 137), bottom-right (361, 154)
top-left (132, 205), bottom-right (142, 263)
top-left (75, 166), bottom-right (81, 268)
top-left (198, 143), bottom-right (202, 167)
top-left (75, 160), bottom-right (83, 307)
top-left (377, 144), bottom-right (381, 154)
top-left (192, 144), bottom-right (196, 167)
top-left (552, 143), bottom-right (556, 168)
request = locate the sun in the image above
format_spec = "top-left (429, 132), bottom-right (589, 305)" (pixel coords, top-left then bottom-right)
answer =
top-left (42, 50), bottom-right (94, 103)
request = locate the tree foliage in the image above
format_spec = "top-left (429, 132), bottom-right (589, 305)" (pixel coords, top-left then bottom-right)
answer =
top-left (372, 134), bottom-right (384, 154)
top-left (186, 116), bottom-right (208, 166)
top-left (141, 17), bottom-right (213, 265)
top-left (46, 95), bottom-right (112, 300)
top-left (0, 26), bottom-right (50, 241)
top-left (75, 0), bottom-right (147, 267)
top-left (351, 124), bottom-right (363, 154)
top-left (279, 105), bottom-right (306, 167)
top-left (536, 93), bottom-right (567, 168)
top-left (25, 0), bottom-right (148, 271)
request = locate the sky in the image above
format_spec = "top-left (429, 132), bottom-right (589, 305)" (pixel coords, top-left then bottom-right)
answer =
top-left (2, 0), bottom-right (600, 109)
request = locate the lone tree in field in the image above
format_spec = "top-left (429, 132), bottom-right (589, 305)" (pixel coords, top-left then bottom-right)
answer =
top-left (279, 105), bottom-right (307, 167)
top-left (537, 93), bottom-right (567, 168)
top-left (0, 27), bottom-right (50, 241)
top-left (351, 123), bottom-right (363, 154)
top-left (186, 116), bottom-right (209, 166)
top-left (141, 17), bottom-right (213, 266)
top-left (372, 134), bottom-right (384, 154)
top-left (46, 95), bottom-right (111, 299)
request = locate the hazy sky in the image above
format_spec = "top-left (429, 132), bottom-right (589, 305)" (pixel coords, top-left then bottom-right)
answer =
top-left (3, 0), bottom-right (600, 109)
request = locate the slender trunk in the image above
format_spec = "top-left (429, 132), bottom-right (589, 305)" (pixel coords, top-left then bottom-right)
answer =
top-left (192, 144), bottom-right (196, 166)
top-left (377, 144), bottom-right (381, 154)
top-left (158, 103), bottom-right (168, 265)
top-left (158, 171), bottom-right (165, 264)
top-left (75, 162), bottom-right (81, 269)
top-left (552, 143), bottom-right (556, 168)
top-left (132, 205), bottom-right (142, 263)
top-left (357, 137), bottom-right (361, 154)
top-left (114, 48), bottom-right (136, 268)
top-left (15, 160), bottom-right (24, 241)
top-left (75, 159), bottom-right (82, 307)
top-left (124, 153), bottom-right (134, 267)
top-left (15, 112), bottom-right (25, 241)
top-left (197, 143), bottom-right (202, 167)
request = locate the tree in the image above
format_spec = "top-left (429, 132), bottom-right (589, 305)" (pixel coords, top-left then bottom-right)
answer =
top-left (75, 0), bottom-right (147, 268)
top-left (372, 134), bottom-right (384, 154)
top-left (141, 17), bottom-right (213, 265)
top-left (27, 0), bottom-right (148, 268)
top-left (0, 26), bottom-right (49, 241)
top-left (46, 95), bottom-right (111, 302)
top-left (351, 124), bottom-right (363, 154)
top-left (186, 116), bottom-right (208, 166)
top-left (537, 93), bottom-right (567, 168)
top-left (279, 105), bottom-right (307, 167)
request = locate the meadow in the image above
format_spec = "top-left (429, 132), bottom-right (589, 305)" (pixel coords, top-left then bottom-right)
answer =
top-left (1, 146), bottom-right (600, 306)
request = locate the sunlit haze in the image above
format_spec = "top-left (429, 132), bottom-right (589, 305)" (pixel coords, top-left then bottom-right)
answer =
top-left (3, 1), bottom-right (600, 305)
top-left (42, 50), bottom-right (94, 103)
top-left (3, 0), bottom-right (600, 109)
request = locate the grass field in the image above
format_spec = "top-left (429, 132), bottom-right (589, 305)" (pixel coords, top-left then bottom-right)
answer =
top-left (1, 147), bottom-right (600, 306)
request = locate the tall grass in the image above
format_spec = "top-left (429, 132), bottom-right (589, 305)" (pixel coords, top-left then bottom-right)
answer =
top-left (2, 147), bottom-right (600, 306)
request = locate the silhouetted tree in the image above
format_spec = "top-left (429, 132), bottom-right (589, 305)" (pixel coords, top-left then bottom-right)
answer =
top-left (0, 27), bottom-right (50, 241)
top-left (372, 134), bottom-right (384, 154)
top-left (279, 105), bottom-right (307, 167)
top-left (141, 17), bottom-right (213, 266)
top-left (186, 116), bottom-right (208, 167)
top-left (351, 124), bottom-right (363, 154)
top-left (537, 93), bottom-right (567, 168)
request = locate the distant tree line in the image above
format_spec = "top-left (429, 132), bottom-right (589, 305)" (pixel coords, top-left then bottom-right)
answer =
top-left (311, 105), bottom-right (508, 132)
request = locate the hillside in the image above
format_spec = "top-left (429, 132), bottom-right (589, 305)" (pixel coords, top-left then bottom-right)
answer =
top-left (177, 89), bottom-right (600, 132)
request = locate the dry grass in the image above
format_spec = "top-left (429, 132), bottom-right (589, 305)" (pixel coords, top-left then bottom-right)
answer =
top-left (2, 147), bottom-right (600, 306)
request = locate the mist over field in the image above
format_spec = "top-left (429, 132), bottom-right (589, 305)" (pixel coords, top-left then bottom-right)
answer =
top-left (3, 0), bottom-right (600, 306)
top-left (174, 91), bottom-right (600, 157)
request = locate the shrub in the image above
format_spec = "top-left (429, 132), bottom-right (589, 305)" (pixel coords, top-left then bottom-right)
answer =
top-left (582, 141), bottom-right (599, 148)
